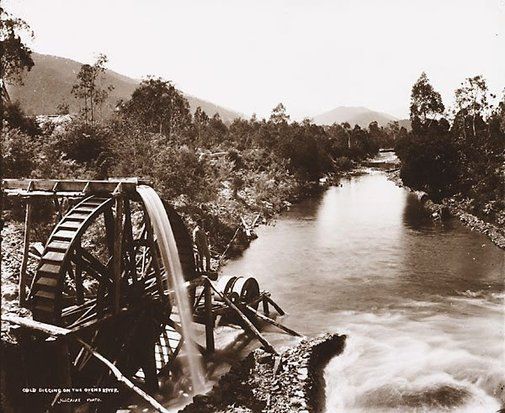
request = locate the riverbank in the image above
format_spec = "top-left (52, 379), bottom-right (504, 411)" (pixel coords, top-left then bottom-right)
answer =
top-left (386, 169), bottom-right (505, 249)
top-left (181, 334), bottom-right (346, 413)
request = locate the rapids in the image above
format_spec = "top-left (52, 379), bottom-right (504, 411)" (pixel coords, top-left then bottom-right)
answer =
top-left (221, 165), bottom-right (504, 412)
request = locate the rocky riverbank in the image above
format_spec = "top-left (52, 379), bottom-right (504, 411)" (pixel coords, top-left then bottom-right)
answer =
top-left (386, 169), bottom-right (505, 249)
top-left (180, 333), bottom-right (346, 413)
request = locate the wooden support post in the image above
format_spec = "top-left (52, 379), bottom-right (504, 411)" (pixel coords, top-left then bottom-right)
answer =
top-left (207, 278), bottom-right (278, 355)
top-left (262, 296), bottom-right (270, 317)
top-left (245, 305), bottom-right (301, 337)
top-left (265, 295), bottom-right (285, 316)
top-left (19, 200), bottom-right (32, 307)
top-left (113, 195), bottom-right (124, 314)
top-left (204, 282), bottom-right (215, 352)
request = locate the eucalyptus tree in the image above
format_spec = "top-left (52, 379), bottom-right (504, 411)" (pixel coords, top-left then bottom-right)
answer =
top-left (410, 72), bottom-right (445, 129)
top-left (71, 54), bottom-right (114, 122)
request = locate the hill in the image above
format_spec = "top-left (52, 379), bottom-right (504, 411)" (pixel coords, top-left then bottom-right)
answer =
top-left (7, 53), bottom-right (243, 123)
top-left (312, 106), bottom-right (398, 128)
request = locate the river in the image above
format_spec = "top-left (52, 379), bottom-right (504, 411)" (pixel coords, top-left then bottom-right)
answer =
top-left (221, 160), bottom-right (504, 412)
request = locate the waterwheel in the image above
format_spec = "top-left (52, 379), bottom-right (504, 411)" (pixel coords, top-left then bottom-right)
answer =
top-left (27, 190), bottom-right (198, 402)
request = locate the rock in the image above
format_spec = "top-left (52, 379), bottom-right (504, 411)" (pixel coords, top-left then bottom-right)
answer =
top-left (257, 352), bottom-right (272, 364)
top-left (297, 367), bottom-right (308, 380)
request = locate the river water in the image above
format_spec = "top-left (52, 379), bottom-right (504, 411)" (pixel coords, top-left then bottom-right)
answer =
top-left (221, 161), bottom-right (504, 412)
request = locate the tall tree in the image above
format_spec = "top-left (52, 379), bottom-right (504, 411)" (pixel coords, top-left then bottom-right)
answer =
top-left (71, 54), bottom-right (114, 122)
top-left (454, 75), bottom-right (493, 138)
top-left (410, 72), bottom-right (445, 128)
top-left (119, 77), bottom-right (191, 138)
top-left (0, 6), bottom-right (34, 102)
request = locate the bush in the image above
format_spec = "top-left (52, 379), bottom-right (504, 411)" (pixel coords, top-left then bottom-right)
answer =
top-left (57, 120), bottom-right (111, 165)
top-left (2, 127), bottom-right (38, 178)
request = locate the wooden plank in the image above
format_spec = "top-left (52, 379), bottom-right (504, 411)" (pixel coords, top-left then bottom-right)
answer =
top-left (19, 200), bottom-right (32, 306)
top-left (42, 251), bottom-right (65, 262)
top-left (47, 241), bottom-right (71, 252)
top-left (59, 220), bottom-right (82, 230)
top-left (37, 277), bottom-right (59, 288)
top-left (53, 230), bottom-right (76, 240)
top-left (39, 262), bottom-right (61, 275)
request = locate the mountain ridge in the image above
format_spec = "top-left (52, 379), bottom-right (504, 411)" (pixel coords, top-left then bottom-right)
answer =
top-left (312, 105), bottom-right (400, 128)
top-left (7, 53), bottom-right (244, 123)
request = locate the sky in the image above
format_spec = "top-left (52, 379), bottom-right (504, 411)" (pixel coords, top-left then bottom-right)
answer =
top-left (4, 0), bottom-right (505, 120)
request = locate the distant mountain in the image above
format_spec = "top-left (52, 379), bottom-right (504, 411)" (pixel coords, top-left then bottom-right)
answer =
top-left (312, 106), bottom-right (398, 128)
top-left (7, 53), bottom-right (243, 123)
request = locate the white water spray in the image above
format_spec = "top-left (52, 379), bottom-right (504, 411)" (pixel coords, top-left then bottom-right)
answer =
top-left (137, 185), bottom-right (206, 394)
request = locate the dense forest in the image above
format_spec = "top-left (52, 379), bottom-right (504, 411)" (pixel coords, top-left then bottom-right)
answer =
top-left (396, 73), bottom-right (505, 227)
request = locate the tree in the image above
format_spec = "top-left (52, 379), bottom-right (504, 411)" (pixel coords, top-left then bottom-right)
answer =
top-left (454, 75), bottom-right (493, 138)
top-left (269, 103), bottom-right (290, 124)
top-left (71, 54), bottom-right (114, 122)
top-left (410, 72), bottom-right (445, 128)
top-left (119, 77), bottom-right (191, 138)
top-left (0, 6), bottom-right (34, 89)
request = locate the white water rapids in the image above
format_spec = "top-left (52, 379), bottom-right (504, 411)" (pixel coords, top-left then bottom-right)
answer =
top-left (137, 185), bottom-right (206, 394)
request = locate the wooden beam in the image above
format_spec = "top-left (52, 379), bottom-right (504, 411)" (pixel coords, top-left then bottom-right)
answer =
top-left (113, 195), bottom-right (124, 314)
top-left (265, 295), bottom-right (285, 316)
top-left (245, 305), bottom-right (301, 337)
top-left (19, 200), bottom-right (32, 307)
top-left (77, 338), bottom-right (170, 413)
top-left (2, 315), bottom-right (71, 336)
top-left (204, 282), bottom-right (215, 352)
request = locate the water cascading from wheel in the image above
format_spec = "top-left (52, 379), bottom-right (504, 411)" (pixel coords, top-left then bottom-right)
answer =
top-left (137, 185), bottom-right (206, 394)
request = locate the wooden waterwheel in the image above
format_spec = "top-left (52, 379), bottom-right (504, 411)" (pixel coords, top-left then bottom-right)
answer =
top-left (16, 181), bottom-right (199, 398)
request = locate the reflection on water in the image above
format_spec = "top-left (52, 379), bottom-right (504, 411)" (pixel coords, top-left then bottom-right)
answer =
top-left (222, 171), bottom-right (504, 412)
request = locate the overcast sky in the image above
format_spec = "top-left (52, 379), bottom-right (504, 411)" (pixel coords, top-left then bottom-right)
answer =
top-left (5, 0), bottom-right (505, 119)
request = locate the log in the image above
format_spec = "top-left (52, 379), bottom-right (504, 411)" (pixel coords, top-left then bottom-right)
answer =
top-left (206, 278), bottom-right (278, 355)
top-left (2, 315), bottom-right (71, 336)
top-left (245, 305), bottom-right (301, 337)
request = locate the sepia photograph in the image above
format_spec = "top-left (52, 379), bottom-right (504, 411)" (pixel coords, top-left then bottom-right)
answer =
top-left (1, 1), bottom-right (504, 412)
